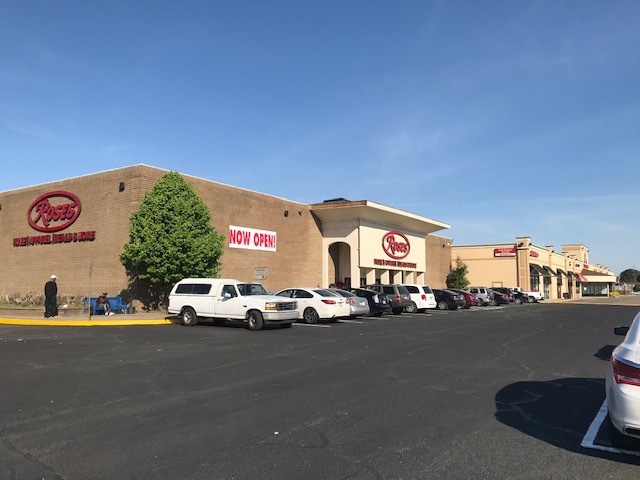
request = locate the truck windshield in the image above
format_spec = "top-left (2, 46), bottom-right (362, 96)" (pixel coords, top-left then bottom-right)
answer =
top-left (237, 283), bottom-right (269, 296)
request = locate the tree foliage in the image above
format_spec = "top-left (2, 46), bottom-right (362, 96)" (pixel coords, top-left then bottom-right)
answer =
top-left (619, 269), bottom-right (640, 283)
top-left (446, 257), bottom-right (470, 289)
top-left (120, 172), bottom-right (225, 307)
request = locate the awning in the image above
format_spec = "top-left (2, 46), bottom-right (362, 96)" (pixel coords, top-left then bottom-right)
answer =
top-left (543, 266), bottom-right (557, 276)
top-left (556, 268), bottom-right (567, 277)
top-left (576, 272), bottom-right (589, 282)
top-left (530, 264), bottom-right (550, 276)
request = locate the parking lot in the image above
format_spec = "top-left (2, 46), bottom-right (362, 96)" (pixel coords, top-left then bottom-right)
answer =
top-left (1, 303), bottom-right (640, 479)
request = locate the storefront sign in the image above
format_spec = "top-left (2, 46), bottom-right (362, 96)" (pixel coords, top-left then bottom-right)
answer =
top-left (382, 231), bottom-right (410, 259)
top-left (373, 258), bottom-right (417, 269)
top-left (13, 190), bottom-right (95, 248)
top-left (229, 225), bottom-right (277, 252)
top-left (530, 251), bottom-right (539, 258)
top-left (494, 248), bottom-right (516, 257)
top-left (28, 190), bottom-right (81, 232)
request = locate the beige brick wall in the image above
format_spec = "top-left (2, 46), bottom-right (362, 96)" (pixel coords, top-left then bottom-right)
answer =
top-left (0, 165), bottom-right (323, 299)
top-left (425, 234), bottom-right (452, 288)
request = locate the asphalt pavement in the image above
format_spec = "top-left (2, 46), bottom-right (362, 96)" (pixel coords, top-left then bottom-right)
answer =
top-left (1, 302), bottom-right (640, 479)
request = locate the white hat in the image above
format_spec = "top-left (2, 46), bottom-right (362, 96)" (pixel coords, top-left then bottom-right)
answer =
top-left (51, 274), bottom-right (57, 279)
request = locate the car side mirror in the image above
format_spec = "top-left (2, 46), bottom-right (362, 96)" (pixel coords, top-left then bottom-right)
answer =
top-left (224, 292), bottom-right (232, 299)
top-left (614, 326), bottom-right (630, 336)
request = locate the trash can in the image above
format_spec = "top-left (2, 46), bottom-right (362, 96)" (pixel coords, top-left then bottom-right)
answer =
top-left (563, 293), bottom-right (570, 299)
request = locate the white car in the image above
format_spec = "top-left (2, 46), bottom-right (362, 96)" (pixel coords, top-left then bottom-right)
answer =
top-left (327, 288), bottom-right (370, 318)
top-left (400, 284), bottom-right (437, 312)
top-left (606, 311), bottom-right (640, 439)
top-left (274, 288), bottom-right (351, 324)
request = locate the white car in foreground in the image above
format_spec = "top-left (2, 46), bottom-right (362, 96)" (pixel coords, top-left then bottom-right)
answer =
top-left (275, 288), bottom-right (351, 324)
top-left (606, 310), bottom-right (640, 438)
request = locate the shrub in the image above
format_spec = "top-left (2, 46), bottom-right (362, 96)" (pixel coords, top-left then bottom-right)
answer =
top-left (609, 291), bottom-right (620, 298)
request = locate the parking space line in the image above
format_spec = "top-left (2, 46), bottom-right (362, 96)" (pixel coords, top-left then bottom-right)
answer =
top-left (581, 399), bottom-right (640, 457)
top-left (338, 319), bottom-right (364, 324)
top-left (293, 323), bottom-right (330, 328)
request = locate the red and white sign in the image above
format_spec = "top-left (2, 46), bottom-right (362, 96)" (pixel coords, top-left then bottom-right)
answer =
top-left (494, 248), bottom-right (516, 257)
top-left (530, 250), bottom-right (539, 258)
top-left (229, 225), bottom-right (277, 252)
top-left (27, 190), bottom-right (81, 233)
top-left (382, 231), bottom-right (410, 259)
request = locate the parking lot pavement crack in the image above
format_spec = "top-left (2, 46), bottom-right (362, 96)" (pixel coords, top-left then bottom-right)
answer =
top-left (0, 433), bottom-right (64, 480)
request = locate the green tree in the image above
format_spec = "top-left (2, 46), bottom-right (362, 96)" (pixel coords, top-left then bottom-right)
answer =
top-left (619, 269), bottom-right (640, 283)
top-left (120, 172), bottom-right (225, 308)
top-left (446, 257), bottom-right (470, 289)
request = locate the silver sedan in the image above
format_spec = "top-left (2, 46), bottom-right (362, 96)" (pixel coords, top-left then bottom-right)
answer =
top-left (328, 288), bottom-right (370, 318)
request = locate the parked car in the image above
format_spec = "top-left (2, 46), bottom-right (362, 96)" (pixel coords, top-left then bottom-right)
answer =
top-left (327, 288), bottom-right (370, 318)
top-left (274, 287), bottom-right (351, 324)
top-left (606, 311), bottom-right (640, 439)
top-left (464, 286), bottom-right (492, 306)
top-left (432, 289), bottom-right (466, 310)
top-left (448, 289), bottom-right (475, 309)
top-left (489, 289), bottom-right (510, 305)
top-left (167, 278), bottom-right (298, 330)
top-left (364, 284), bottom-right (412, 315)
top-left (512, 291), bottom-right (530, 304)
top-left (400, 284), bottom-right (437, 312)
top-left (346, 288), bottom-right (392, 316)
top-left (492, 287), bottom-right (515, 302)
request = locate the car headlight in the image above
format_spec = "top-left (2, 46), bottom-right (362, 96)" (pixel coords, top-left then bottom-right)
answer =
top-left (265, 302), bottom-right (277, 311)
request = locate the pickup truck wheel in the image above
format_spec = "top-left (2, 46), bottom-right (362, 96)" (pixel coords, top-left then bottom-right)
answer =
top-left (404, 302), bottom-right (417, 313)
top-left (181, 307), bottom-right (198, 326)
top-left (303, 308), bottom-right (319, 324)
top-left (247, 311), bottom-right (264, 331)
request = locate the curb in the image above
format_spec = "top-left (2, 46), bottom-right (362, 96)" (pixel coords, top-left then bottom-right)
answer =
top-left (0, 317), bottom-right (178, 327)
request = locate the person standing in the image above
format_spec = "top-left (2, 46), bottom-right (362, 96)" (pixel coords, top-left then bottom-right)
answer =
top-left (44, 274), bottom-right (58, 318)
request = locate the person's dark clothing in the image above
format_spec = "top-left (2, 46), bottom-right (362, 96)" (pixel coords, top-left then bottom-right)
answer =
top-left (44, 280), bottom-right (58, 318)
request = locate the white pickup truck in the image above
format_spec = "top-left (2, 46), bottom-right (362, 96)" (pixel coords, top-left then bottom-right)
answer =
top-left (511, 287), bottom-right (544, 302)
top-left (167, 278), bottom-right (298, 330)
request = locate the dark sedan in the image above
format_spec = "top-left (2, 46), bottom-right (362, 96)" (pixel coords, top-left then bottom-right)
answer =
top-left (490, 290), bottom-right (510, 305)
top-left (346, 288), bottom-right (393, 316)
top-left (433, 289), bottom-right (466, 310)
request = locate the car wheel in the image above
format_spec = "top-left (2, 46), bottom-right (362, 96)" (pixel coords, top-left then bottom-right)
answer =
top-left (489, 299), bottom-right (497, 306)
top-left (514, 297), bottom-right (523, 305)
top-left (437, 300), bottom-right (449, 310)
top-left (280, 322), bottom-right (292, 328)
top-left (303, 307), bottom-right (319, 324)
top-left (246, 310), bottom-right (264, 331)
top-left (405, 302), bottom-right (417, 313)
top-left (181, 307), bottom-right (198, 326)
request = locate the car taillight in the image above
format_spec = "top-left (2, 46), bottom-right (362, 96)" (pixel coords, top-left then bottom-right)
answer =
top-left (395, 295), bottom-right (401, 301)
top-left (347, 299), bottom-right (355, 306)
top-left (321, 299), bottom-right (336, 305)
top-left (421, 294), bottom-right (426, 300)
top-left (612, 357), bottom-right (640, 386)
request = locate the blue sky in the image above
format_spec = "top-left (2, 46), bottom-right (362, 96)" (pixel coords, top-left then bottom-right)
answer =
top-left (2, 1), bottom-right (639, 274)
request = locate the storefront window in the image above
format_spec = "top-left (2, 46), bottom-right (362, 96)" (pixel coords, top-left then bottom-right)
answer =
top-left (530, 275), bottom-right (540, 292)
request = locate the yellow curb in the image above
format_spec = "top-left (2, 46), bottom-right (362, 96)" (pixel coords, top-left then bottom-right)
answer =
top-left (0, 318), bottom-right (177, 326)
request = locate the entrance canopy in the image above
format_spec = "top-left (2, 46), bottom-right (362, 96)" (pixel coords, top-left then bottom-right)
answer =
top-left (310, 199), bottom-right (450, 235)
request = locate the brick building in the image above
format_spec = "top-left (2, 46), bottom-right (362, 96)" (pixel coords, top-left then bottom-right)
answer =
top-left (0, 164), bottom-right (452, 302)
